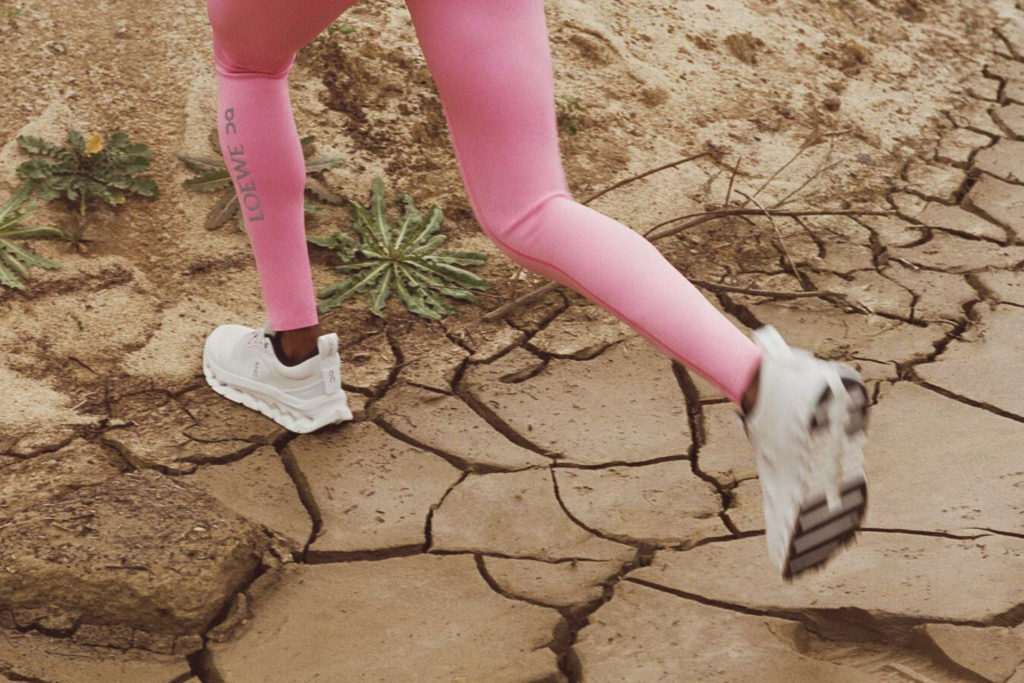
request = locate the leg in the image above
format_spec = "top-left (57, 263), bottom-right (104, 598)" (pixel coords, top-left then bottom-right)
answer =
top-left (206, 0), bottom-right (359, 360)
top-left (404, 0), bottom-right (761, 404)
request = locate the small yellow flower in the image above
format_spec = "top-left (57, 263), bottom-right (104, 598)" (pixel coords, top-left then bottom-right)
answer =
top-left (84, 133), bottom-right (104, 155)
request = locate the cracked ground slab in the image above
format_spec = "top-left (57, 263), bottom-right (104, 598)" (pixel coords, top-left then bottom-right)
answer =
top-left (864, 382), bottom-right (1024, 534)
top-left (0, 465), bottom-right (268, 644)
top-left (461, 337), bottom-right (692, 465)
top-left (916, 304), bottom-right (1024, 418)
top-left (431, 468), bottom-right (637, 562)
top-left (632, 532), bottom-right (1024, 625)
top-left (554, 462), bottom-right (726, 547)
top-left (206, 556), bottom-right (563, 682)
top-left (285, 422), bottom-right (463, 559)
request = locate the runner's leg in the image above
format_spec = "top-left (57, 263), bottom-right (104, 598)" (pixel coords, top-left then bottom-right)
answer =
top-left (404, 0), bottom-right (761, 403)
top-left (206, 0), bottom-right (360, 335)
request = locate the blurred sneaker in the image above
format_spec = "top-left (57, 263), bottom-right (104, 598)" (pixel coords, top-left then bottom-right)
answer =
top-left (743, 325), bottom-right (869, 579)
top-left (203, 322), bottom-right (353, 434)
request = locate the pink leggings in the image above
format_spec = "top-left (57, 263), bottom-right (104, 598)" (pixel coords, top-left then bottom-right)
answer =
top-left (206, 0), bottom-right (761, 403)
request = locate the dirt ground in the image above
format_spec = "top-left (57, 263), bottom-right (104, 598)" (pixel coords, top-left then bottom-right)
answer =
top-left (1, 0), bottom-right (1024, 681)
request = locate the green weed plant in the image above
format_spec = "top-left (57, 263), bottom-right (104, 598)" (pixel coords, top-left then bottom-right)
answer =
top-left (309, 177), bottom-right (489, 320)
top-left (0, 182), bottom-right (62, 289)
top-left (16, 130), bottom-right (157, 248)
top-left (180, 129), bottom-right (344, 231)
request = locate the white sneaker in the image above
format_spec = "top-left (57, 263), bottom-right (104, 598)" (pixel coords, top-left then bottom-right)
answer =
top-left (202, 322), bottom-right (353, 434)
top-left (743, 325), bottom-right (869, 580)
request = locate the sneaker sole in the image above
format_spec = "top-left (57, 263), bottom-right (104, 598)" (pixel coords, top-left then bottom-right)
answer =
top-left (783, 478), bottom-right (867, 579)
top-left (203, 353), bottom-right (353, 434)
top-left (783, 375), bottom-right (870, 580)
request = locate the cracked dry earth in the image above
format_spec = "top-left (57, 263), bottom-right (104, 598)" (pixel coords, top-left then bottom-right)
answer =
top-left (4, 1), bottom-right (1024, 682)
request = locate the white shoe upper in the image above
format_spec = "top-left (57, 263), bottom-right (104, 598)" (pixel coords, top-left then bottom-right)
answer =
top-left (203, 322), bottom-right (353, 433)
top-left (743, 325), bottom-right (868, 573)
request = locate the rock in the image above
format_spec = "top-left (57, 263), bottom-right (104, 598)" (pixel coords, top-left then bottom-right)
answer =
top-left (529, 304), bottom-right (633, 359)
top-left (915, 201), bottom-right (1006, 241)
top-left (371, 383), bottom-right (550, 471)
top-left (0, 631), bottom-right (189, 683)
top-left (632, 533), bottom-right (1024, 623)
top-left (993, 103), bottom-right (1024, 138)
top-left (890, 232), bottom-right (1024, 272)
top-left (918, 623), bottom-right (1024, 682)
top-left (973, 138), bottom-right (1024, 183)
top-left (481, 556), bottom-right (622, 607)
top-left (866, 382), bottom-right (1024, 534)
top-left (209, 556), bottom-right (563, 681)
top-left (935, 127), bottom-right (991, 165)
top-left (699, 403), bottom-right (757, 484)
top-left (574, 581), bottom-right (863, 682)
top-left (964, 174), bottom-right (1024, 236)
top-left (978, 270), bottom-right (1024, 305)
top-left (394, 326), bottom-right (468, 392)
top-left (182, 446), bottom-right (312, 551)
top-left (917, 305), bottom-right (1024, 417)
top-left (462, 338), bottom-right (691, 466)
top-left (903, 161), bottom-right (966, 202)
top-left (431, 469), bottom-right (635, 561)
top-left (0, 440), bottom-right (124, 522)
top-left (102, 392), bottom-right (257, 474)
top-left (340, 331), bottom-right (396, 394)
top-left (286, 422), bottom-right (462, 558)
top-left (555, 462), bottom-right (725, 547)
top-left (881, 264), bottom-right (978, 323)
top-left (0, 470), bottom-right (267, 637)
top-left (726, 478), bottom-right (764, 532)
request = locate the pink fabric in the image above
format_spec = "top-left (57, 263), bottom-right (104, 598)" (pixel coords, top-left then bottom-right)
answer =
top-left (206, 0), bottom-right (762, 403)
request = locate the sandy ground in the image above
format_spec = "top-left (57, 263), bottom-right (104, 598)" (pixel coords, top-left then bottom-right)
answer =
top-left (2, 0), bottom-right (1024, 680)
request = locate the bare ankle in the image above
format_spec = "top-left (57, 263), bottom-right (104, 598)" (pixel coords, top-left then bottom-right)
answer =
top-left (276, 324), bottom-right (322, 365)
top-left (741, 364), bottom-right (761, 415)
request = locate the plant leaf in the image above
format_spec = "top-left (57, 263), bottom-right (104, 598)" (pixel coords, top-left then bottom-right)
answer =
top-left (421, 260), bottom-right (491, 290)
top-left (427, 250), bottom-right (488, 266)
top-left (304, 156), bottom-right (345, 173)
top-left (367, 266), bottom-right (393, 317)
top-left (407, 232), bottom-right (447, 256)
top-left (0, 257), bottom-right (25, 289)
top-left (0, 182), bottom-right (33, 225)
top-left (183, 169), bottom-right (233, 193)
top-left (3, 240), bottom-right (59, 270)
top-left (305, 177), bottom-right (345, 205)
top-left (4, 226), bottom-right (64, 240)
top-left (178, 154), bottom-right (225, 173)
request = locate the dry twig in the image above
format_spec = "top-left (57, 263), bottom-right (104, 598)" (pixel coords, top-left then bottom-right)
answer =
top-left (580, 153), bottom-right (710, 205)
